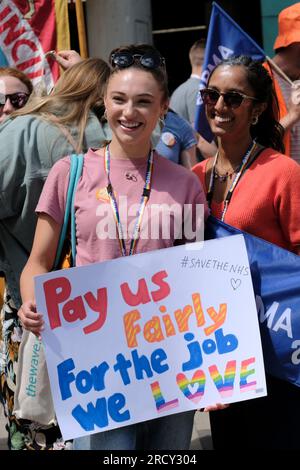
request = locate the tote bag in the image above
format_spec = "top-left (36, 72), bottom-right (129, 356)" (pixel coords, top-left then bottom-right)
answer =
top-left (13, 154), bottom-right (84, 424)
top-left (13, 330), bottom-right (56, 425)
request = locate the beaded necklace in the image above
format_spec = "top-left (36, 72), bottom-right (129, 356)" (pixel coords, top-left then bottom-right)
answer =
top-left (213, 164), bottom-right (240, 182)
top-left (104, 144), bottom-right (154, 256)
top-left (207, 140), bottom-right (257, 221)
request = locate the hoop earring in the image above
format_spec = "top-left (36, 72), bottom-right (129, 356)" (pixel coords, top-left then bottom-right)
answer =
top-left (104, 109), bottom-right (108, 120)
top-left (251, 115), bottom-right (259, 126)
top-left (159, 116), bottom-right (165, 131)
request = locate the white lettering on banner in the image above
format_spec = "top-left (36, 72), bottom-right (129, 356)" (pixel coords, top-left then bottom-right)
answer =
top-left (218, 46), bottom-right (234, 59)
top-left (0, 0), bottom-right (54, 88)
top-left (207, 54), bottom-right (222, 72)
top-left (257, 296), bottom-right (293, 339)
top-left (272, 308), bottom-right (292, 338)
top-left (197, 45), bottom-right (234, 105)
top-left (257, 298), bottom-right (279, 329)
top-left (256, 295), bottom-right (296, 368)
top-left (291, 340), bottom-right (300, 365)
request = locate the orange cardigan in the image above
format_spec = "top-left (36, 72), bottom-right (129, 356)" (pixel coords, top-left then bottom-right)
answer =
top-left (193, 148), bottom-right (300, 253)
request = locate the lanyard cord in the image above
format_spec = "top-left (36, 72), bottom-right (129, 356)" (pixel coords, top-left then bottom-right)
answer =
top-left (207, 140), bottom-right (257, 221)
top-left (104, 144), bottom-right (154, 256)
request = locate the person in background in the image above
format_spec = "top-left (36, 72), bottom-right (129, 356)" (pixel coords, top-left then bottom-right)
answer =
top-left (265, 2), bottom-right (300, 163)
top-left (154, 108), bottom-right (198, 168)
top-left (170, 39), bottom-right (205, 126)
top-left (0, 66), bottom-right (33, 363)
top-left (50, 49), bottom-right (83, 69)
top-left (18, 43), bottom-right (209, 451)
top-left (0, 67), bottom-right (33, 123)
top-left (193, 55), bottom-right (300, 449)
top-left (0, 57), bottom-right (111, 450)
top-left (170, 40), bottom-right (218, 161)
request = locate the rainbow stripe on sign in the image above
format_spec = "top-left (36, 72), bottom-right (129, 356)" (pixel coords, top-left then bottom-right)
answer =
top-left (150, 381), bottom-right (179, 412)
top-left (176, 371), bottom-right (206, 403)
top-left (240, 357), bottom-right (256, 391)
top-left (208, 361), bottom-right (236, 397)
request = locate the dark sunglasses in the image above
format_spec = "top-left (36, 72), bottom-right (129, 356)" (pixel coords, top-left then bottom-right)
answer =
top-left (200, 88), bottom-right (258, 109)
top-left (0, 92), bottom-right (29, 109)
top-left (110, 51), bottom-right (165, 70)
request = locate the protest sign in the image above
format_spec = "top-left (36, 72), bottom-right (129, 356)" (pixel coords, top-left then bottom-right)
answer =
top-left (35, 235), bottom-right (266, 440)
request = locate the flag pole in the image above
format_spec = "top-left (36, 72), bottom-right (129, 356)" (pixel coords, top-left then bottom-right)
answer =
top-left (266, 56), bottom-right (293, 85)
top-left (75, 0), bottom-right (88, 58)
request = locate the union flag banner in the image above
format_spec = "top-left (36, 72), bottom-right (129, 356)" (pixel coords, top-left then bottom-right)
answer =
top-left (205, 216), bottom-right (300, 388)
top-left (0, 0), bottom-right (70, 91)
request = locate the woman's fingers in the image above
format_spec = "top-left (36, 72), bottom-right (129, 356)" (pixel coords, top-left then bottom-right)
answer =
top-left (18, 300), bottom-right (44, 336)
top-left (53, 50), bottom-right (83, 69)
top-left (203, 403), bottom-right (229, 412)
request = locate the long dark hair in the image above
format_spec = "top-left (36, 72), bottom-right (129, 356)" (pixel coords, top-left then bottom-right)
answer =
top-left (209, 56), bottom-right (285, 153)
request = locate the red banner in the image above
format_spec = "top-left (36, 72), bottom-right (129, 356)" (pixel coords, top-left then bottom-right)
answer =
top-left (0, 0), bottom-right (69, 90)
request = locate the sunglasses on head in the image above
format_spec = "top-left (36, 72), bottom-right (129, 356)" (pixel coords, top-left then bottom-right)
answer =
top-left (200, 88), bottom-right (258, 109)
top-left (0, 92), bottom-right (29, 109)
top-left (110, 51), bottom-right (165, 70)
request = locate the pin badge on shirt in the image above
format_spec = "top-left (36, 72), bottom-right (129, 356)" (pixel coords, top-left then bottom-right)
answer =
top-left (125, 172), bottom-right (138, 182)
top-left (96, 187), bottom-right (110, 202)
top-left (161, 132), bottom-right (176, 147)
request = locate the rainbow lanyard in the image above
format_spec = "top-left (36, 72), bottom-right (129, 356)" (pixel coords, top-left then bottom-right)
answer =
top-left (207, 140), bottom-right (257, 222)
top-left (104, 144), bottom-right (154, 256)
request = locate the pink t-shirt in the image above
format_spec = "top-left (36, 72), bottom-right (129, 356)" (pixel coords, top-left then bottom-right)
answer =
top-left (36, 148), bottom-right (208, 266)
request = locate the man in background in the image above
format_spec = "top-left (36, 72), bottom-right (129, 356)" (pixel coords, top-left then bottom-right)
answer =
top-left (265, 2), bottom-right (300, 162)
top-left (170, 39), bottom-right (205, 126)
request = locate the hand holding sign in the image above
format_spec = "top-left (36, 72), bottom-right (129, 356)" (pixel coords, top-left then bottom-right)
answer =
top-left (35, 235), bottom-right (266, 441)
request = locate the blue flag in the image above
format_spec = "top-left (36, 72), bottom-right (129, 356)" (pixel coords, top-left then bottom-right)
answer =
top-left (194, 2), bottom-right (265, 142)
top-left (205, 216), bottom-right (300, 388)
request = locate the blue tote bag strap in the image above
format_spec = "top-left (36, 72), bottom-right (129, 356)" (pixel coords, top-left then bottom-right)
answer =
top-left (70, 153), bottom-right (84, 265)
top-left (53, 153), bottom-right (84, 268)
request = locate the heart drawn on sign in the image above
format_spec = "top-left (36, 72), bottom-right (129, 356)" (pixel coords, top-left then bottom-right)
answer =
top-left (176, 371), bottom-right (206, 403)
top-left (230, 278), bottom-right (241, 290)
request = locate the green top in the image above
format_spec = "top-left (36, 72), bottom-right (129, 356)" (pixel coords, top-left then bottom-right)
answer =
top-left (0, 112), bottom-right (111, 307)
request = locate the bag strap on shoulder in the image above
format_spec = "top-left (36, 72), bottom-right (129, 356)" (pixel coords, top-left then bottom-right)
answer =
top-left (70, 154), bottom-right (84, 265)
top-left (54, 153), bottom-right (84, 268)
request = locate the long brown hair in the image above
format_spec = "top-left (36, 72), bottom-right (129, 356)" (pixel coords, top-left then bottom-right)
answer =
top-left (13, 58), bottom-right (110, 152)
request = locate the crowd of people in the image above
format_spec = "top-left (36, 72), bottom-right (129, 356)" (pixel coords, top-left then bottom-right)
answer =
top-left (1, 2), bottom-right (300, 451)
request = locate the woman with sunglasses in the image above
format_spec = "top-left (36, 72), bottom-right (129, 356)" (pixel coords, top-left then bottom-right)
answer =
top-left (0, 58), bottom-right (111, 450)
top-left (0, 67), bottom-right (32, 304)
top-left (0, 67), bottom-right (32, 123)
top-left (0, 66), bottom-right (32, 441)
top-left (193, 55), bottom-right (300, 449)
top-left (18, 44), bottom-right (209, 450)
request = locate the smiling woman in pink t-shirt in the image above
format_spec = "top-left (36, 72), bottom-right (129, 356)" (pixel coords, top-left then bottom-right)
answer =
top-left (18, 44), bottom-right (209, 451)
